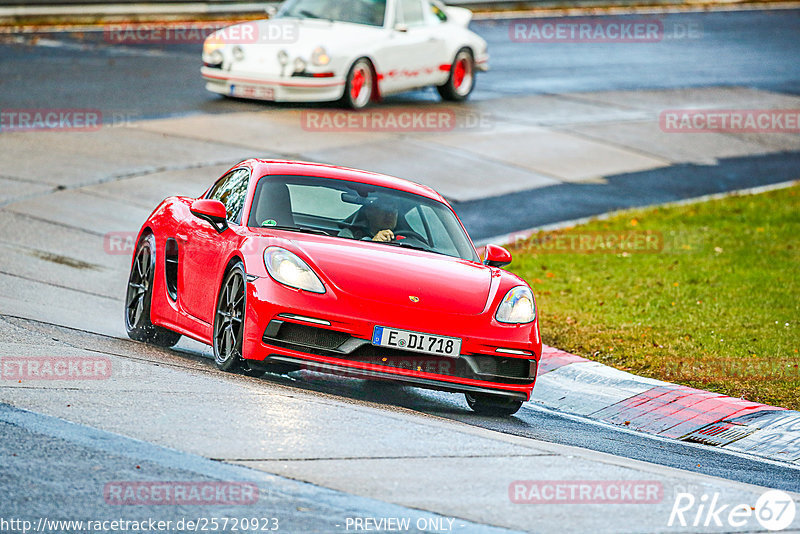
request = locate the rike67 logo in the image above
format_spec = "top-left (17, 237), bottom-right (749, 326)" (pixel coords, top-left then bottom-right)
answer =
top-left (669, 489), bottom-right (797, 531)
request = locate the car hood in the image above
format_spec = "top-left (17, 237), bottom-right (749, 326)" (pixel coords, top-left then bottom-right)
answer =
top-left (217, 18), bottom-right (383, 54)
top-left (295, 238), bottom-right (492, 315)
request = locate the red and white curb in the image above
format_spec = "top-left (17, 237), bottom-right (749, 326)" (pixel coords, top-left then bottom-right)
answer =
top-left (530, 345), bottom-right (800, 466)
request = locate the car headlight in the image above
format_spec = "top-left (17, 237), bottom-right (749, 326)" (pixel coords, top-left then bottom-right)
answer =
top-left (264, 247), bottom-right (325, 293)
top-left (203, 37), bottom-right (224, 56)
top-left (311, 46), bottom-right (330, 66)
top-left (293, 57), bottom-right (307, 73)
top-left (207, 49), bottom-right (223, 66)
top-left (277, 49), bottom-right (289, 66)
top-left (495, 286), bottom-right (535, 324)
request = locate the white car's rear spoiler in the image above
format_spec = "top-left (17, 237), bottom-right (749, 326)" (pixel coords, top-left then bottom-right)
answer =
top-left (445, 6), bottom-right (473, 27)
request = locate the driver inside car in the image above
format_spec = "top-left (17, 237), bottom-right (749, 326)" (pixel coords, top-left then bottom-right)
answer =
top-left (338, 199), bottom-right (398, 242)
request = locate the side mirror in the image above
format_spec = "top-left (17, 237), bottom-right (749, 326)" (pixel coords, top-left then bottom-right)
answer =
top-left (190, 199), bottom-right (228, 232)
top-left (265, 4), bottom-right (278, 17)
top-left (394, 23), bottom-right (408, 33)
top-left (483, 244), bottom-right (512, 268)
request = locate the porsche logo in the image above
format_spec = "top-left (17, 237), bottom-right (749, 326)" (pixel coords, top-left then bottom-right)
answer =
top-left (409, 296), bottom-right (420, 303)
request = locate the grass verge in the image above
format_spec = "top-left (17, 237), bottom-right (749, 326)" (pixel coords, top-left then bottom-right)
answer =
top-left (508, 184), bottom-right (800, 410)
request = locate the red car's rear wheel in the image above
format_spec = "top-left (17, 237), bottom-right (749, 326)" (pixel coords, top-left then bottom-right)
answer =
top-left (125, 233), bottom-right (181, 347)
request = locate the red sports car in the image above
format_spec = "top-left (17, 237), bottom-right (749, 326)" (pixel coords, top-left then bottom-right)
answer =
top-left (125, 159), bottom-right (541, 415)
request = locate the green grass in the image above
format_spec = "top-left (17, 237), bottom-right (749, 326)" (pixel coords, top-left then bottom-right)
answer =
top-left (507, 184), bottom-right (800, 410)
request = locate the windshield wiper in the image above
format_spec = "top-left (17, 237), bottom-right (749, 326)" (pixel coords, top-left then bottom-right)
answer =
top-left (265, 225), bottom-right (330, 236)
top-left (380, 241), bottom-right (431, 253)
top-left (385, 241), bottom-right (457, 258)
top-left (298, 9), bottom-right (321, 19)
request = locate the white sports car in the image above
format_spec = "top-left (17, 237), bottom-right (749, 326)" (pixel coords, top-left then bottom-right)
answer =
top-left (201, 0), bottom-right (488, 109)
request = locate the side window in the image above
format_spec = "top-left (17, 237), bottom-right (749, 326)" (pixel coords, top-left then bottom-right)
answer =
top-left (206, 169), bottom-right (250, 223)
top-left (429, 0), bottom-right (447, 23)
top-left (420, 205), bottom-right (459, 257)
top-left (405, 207), bottom-right (427, 237)
top-left (398, 0), bottom-right (426, 27)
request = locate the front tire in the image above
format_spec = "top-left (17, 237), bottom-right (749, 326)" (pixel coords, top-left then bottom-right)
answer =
top-left (213, 263), bottom-right (261, 376)
top-left (341, 58), bottom-right (373, 110)
top-left (214, 263), bottom-right (246, 372)
top-left (125, 233), bottom-right (182, 347)
top-left (437, 48), bottom-right (475, 102)
top-left (465, 392), bottom-right (523, 416)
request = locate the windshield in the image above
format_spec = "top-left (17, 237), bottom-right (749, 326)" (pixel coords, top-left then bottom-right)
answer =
top-left (277, 0), bottom-right (387, 27)
top-left (247, 175), bottom-right (479, 262)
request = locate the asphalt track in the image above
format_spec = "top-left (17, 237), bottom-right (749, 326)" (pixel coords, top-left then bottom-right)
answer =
top-left (1, 8), bottom-right (800, 533)
top-left (3, 10), bottom-right (799, 113)
top-left (2, 10), bottom-right (800, 239)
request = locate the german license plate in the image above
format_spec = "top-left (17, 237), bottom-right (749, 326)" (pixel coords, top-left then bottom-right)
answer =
top-left (230, 84), bottom-right (275, 100)
top-left (372, 326), bottom-right (461, 358)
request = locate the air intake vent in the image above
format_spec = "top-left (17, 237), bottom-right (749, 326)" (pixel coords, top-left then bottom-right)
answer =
top-left (470, 355), bottom-right (531, 379)
top-left (265, 321), bottom-right (350, 350)
top-left (165, 238), bottom-right (179, 301)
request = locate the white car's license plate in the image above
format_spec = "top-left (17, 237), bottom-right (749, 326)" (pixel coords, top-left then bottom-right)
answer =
top-left (230, 84), bottom-right (275, 100)
top-left (371, 326), bottom-right (461, 358)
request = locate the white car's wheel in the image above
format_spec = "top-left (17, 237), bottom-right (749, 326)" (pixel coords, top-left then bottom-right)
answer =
top-left (341, 58), bottom-right (373, 110)
top-left (437, 48), bottom-right (474, 102)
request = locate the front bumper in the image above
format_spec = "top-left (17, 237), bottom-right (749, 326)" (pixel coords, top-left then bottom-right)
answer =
top-left (267, 355), bottom-right (530, 401)
top-left (242, 276), bottom-right (540, 400)
top-left (202, 67), bottom-right (345, 103)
